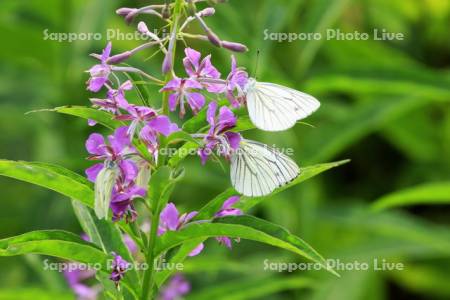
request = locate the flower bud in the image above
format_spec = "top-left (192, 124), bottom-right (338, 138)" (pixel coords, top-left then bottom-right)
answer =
top-left (221, 41), bottom-right (248, 52)
top-left (137, 21), bottom-right (149, 34)
top-left (137, 21), bottom-right (160, 42)
top-left (198, 7), bottom-right (215, 17)
top-left (125, 12), bottom-right (137, 25)
top-left (116, 7), bottom-right (135, 17)
top-left (162, 52), bottom-right (172, 74)
top-left (107, 51), bottom-right (132, 64)
top-left (206, 29), bottom-right (222, 47)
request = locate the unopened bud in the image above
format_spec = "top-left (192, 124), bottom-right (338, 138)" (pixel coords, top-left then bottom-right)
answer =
top-left (162, 52), bottom-right (172, 74)
top-left (137, 21), bottom-right (149, 34)
top-left (137, 21), bottom-right (160, 41)
top-left (116, 7), bottom-right (135, 17)
top-left (125, 12), bottom-right (138, 25)
top-left (198, 7), bottom-right (215, 17)
top-left (107, 51), bottom-right (132, 64)
top-left (206, 30), bottom-right (222, 47)
top-left (221, 41), bottom-right (248, 52)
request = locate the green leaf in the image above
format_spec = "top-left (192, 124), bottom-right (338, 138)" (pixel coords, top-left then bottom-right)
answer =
top-left (182, 99), bottom-right (228, 133)
top-left (231, 115), bottom-right (256, 132)
top-left (156, 160), bottom-right (348, 285)
top-left (323, 207), bottom-right (450, 255)
top-left (167, 141), bottom-right (199, 168)
top-left (371, 182), bottom-right (450, 211)
top-left (0, 230), bottom-right (108, 265)
top-left (72, 201), bottom-right (141, 298)
top-left (125, 72), bottom-right (152, 107)
top-left (155, 215), bottom-right (339, 276)
top-left (194, 188), bottom-right (238, 221)
top-left (148, 166), bottom-right (175, 210)
top-left (28, 106), bottom-right (122, 129)
top-left (155, 239), bottom-right (204, 287)
top-left (186, 276), bottom-right (315, 300)
top-left (0, 288), bottom-right (75, 300)
top-left (0, 160), bottom-right (94, 207)
top-left (166, 130), bottom-right (199, 145)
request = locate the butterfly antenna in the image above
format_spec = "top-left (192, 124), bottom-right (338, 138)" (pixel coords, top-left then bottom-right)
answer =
top-left (252, 49), bottom-right (260, 80)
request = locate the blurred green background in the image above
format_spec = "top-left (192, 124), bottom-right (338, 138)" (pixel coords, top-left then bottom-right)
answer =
top-left (0, 0), bottom-right (449, 299)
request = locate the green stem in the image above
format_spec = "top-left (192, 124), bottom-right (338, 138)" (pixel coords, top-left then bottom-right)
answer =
top-left (160, 0), bottom-right (183, 166)
top-left (141, 1), bottom-right (185, 299)
top-left (140, 203), bottom-right (162, 300)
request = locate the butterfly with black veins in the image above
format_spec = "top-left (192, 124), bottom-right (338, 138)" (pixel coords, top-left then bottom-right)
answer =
top-left (230, 139), bottom-right (300, 197)
top-left (244, 78), bottom-right (320, 131)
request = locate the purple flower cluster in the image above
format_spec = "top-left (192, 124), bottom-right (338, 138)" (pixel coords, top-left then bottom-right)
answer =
top-left (64, 234), bottom-right (137, 298)
top-left (198, 101), bottom-right (241, 164)
top-left (80, 1), bottom-right (257, 295)
top-left (160, 48), bottom-right (249, 117)
top-left (85, 127), bottom-right (145, 222)
top-left (158, 196), bottom-right (243, 253)
top-left (109, 253), bottom-right (130, 287)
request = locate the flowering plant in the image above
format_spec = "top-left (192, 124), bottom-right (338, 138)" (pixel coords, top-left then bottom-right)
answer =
top-left (0, 1), bottom-right (348, 299)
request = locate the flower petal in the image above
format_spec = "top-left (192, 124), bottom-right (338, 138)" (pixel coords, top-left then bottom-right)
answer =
top-left (109, 126), bottom-right (130, 154)
top-left (188, 242), bottom-right (204, 257)
top-left (86, 133), bottom-right (106, 155)
top-left (160, 203), bottom-right (179, 231)
top-left (148, 115), bottom-right (176, 137)
top-left (225, 132), bottom-right (241, 150)
top-left (101, 42), bottom-right (112, 62)
top-left (206, 101), bottom-right (217, 126)
top-left (186, 92), bottom-right (205, 112)
top-left (85, 163), bottom-right (104, 182)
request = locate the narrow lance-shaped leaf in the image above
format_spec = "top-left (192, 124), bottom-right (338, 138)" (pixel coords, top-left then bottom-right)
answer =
top-left (156, 160), bottom-right (349, 285)
top-left (186, 276), bottom-right (315, 300)
top-left (371, 182), bottom-right (450, 211)
top-left (0, 230), bottom-right (108, 266)
top-left (0, 160), bottom-right (94, 207)
top-left (155, 215), bottom-right (339, 277)
top-left (27, 106), bottom-right (123, 129)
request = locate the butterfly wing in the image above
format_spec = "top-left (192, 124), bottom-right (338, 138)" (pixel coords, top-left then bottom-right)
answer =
top-left (230, 140), bottom-right (300, 197)
top-left (246, 81), bottom-right (320, 131)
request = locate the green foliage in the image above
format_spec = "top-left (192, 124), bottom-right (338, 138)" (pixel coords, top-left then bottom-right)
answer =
top-left (0, 230), bottom-right (107, 265)
top-left (0, 0), bottom-right (449, 299)
top-left (372, 182), bottom-right (450, 211)
top-left (0, 160), bottom-right (94, 207)
top-left (156, 215), bottom-right (337, 275)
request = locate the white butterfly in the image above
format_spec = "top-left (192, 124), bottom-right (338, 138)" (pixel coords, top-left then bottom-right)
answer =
top-left (244, 78), bottom-right (320, 131)
top-left (230, 139), bottom-right (300, 197)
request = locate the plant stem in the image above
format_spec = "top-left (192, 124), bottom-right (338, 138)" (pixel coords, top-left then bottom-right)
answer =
top-left (140, 202), bottom-right (162, 300)
top-left (141, 1), bottom-right (184, 299)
